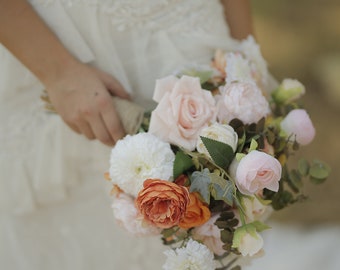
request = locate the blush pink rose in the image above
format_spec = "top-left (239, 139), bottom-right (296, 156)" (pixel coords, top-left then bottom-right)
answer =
top-left (280, 109), bottom-right (315, 145)
top-left (230, 150), bottom-right (282, 195)
top-left (192, 214), bottom-right (226, 256)
top-left (149, 75), bottom-right (216, 150)
top-left (216, 82), bottom-right (270, 125)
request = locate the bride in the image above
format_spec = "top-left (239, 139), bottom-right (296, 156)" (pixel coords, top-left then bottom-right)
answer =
top-left (0, 0), bottom-right (252, 269)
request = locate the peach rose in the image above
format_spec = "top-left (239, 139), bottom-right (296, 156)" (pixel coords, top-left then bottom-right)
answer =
top-left (174, 174), bottom-right (189, 187)
top-left (136, 179), bottom-right (190, 229)
top-left (211, 49), bottom-right (227, 77)
top-left (149, 75), bottom-right (216, 150)
top-left (179, 192), bottom-right (211, 229)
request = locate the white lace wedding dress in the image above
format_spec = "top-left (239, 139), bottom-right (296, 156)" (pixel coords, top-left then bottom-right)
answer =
top-left (2, 1), bottom-right (340, 270)
top-left (0, 1), bottom-right (238, 269)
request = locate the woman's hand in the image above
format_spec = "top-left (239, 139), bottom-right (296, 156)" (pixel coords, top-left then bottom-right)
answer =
top-left (0, 0), bottom-right (130, 146)
top-left (46, 62), bottom-right (130, 146)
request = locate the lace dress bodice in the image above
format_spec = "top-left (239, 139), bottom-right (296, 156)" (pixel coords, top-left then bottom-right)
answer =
top-left (29, 0), bottom-right (227, 34)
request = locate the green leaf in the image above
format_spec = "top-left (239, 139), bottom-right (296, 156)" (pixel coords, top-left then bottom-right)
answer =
top-left (249, 139), bottom-right (258, 152)
top-left (220, 229), bottom-right (234, 243)
top-left (309, 160), bottom-right (331, 181)
top-left (181, 69), bottom-right (213, 84)
top-left (210, 173), bottom-right (235, 206)
top-left (254, 194), bottom-right (272, 205)
top-left (310, 176), bottom-right (327, 185)
top-left (189, 168), bottom-right (211, 203)
top-left (236, 153), bottom-right (246, 161)
top-left (288, 169), bottom-right (303, 193)
top-left (298, 158), bottom-right (310, 176)
top-left (250, 221), bottom-right (271, 232)
top-left (237, 131), bottom-right (246, 152)
top-left (200, 136), bottom-right (234, 169)
top-left (173, 151), bottom-right (194, 179)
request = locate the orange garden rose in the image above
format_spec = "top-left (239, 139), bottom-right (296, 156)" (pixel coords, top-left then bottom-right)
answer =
top-left (136, 179), bottom-right (190, 229)
top-left (179, 192), bottom-right (211, 229)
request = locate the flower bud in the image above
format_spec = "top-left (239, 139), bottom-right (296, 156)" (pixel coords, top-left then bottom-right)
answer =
top-left (271, 78), bottom-right (305, 104)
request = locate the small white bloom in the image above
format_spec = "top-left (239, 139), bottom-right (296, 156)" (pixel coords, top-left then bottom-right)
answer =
top-left (237, 231), bottom-right (264, 257)
top-left (233, 225), bottom-right (264, 257)
top-left (112, 192), bottom-right (160, 236)
top-left (197, 123), bottom-right (238, 155)
top-left (281, 78), bottom-right (305, 93)
top-left (240, 35), bottom-right (268, 87)
top-left (109, 133), bottom-right (175, 196)
top-left (272, 78), bottom-right (306, 104)
top-left (217, 82), bottom-right (270, 125)
top-left (225, 53), bottom-right (254, 85)
top-left (163, 239), bottom-right (216, 270)
top-left (193, 214), bottom-right (226, 256)
top-left (243, 196), bottom-right (273, 223)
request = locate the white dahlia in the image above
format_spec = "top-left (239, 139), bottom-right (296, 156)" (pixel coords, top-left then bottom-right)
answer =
top-left (109, 133), bottom-right (175, 197)
top-left (163, 239), bottom-right (216, 270)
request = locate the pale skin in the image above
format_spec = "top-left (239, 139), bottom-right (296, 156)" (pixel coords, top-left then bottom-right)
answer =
top-left (0, 0), bottom-right (253, 146)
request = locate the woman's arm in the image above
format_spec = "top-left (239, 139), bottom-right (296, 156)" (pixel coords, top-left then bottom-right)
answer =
top-left (0, 0), bottom-right (129, 146)
top-left (220, 0), bottom-right (254, 40)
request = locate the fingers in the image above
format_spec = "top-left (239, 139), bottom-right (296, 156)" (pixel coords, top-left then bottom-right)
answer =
top-left (98, 70), bottom-right (131, 100)
top-left (100, 102), bottom-right (125, 143)
top-left (82, 94), bottom-right (125, 146)
top-left (76, 121), bottom-right (96, 140)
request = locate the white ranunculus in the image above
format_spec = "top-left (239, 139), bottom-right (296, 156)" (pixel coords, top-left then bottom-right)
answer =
top-left (112, 192), bottom-right (160, 236)
top-left (197, 123), bottom-right (238, 155)
top-left (237, 231), bottom-right (264, 257)
top-left (217, 82), bottom-right (270, 125)
top-left (233, 225), bottom-right (264, 257)
top-left (109, 133), bottom-right (175, 197)
top-left (163, 239), bottom-right (216, 270)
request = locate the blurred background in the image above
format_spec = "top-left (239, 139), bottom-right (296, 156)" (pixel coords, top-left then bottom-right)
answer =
top-left (251, 0), bottom-right (340, 225)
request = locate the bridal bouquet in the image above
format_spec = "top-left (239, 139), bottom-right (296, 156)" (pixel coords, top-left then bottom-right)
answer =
top-left (106, 36), bottom-right (330, 269)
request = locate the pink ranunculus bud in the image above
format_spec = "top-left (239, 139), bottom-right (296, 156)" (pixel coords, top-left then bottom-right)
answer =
top-left (280, 109), bottom-right (315, 145)
top-left (229, 150), bottom-right (282, 195)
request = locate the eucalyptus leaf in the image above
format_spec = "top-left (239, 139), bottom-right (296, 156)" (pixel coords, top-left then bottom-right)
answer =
top-left (298, 158), bottom-right (310, 176)
top-left (310, 176), bottom-right (327, 185)
top-left (309, 160), bottom-right (331, 180)
top-left (287, 169), bottom-right (303, 193)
